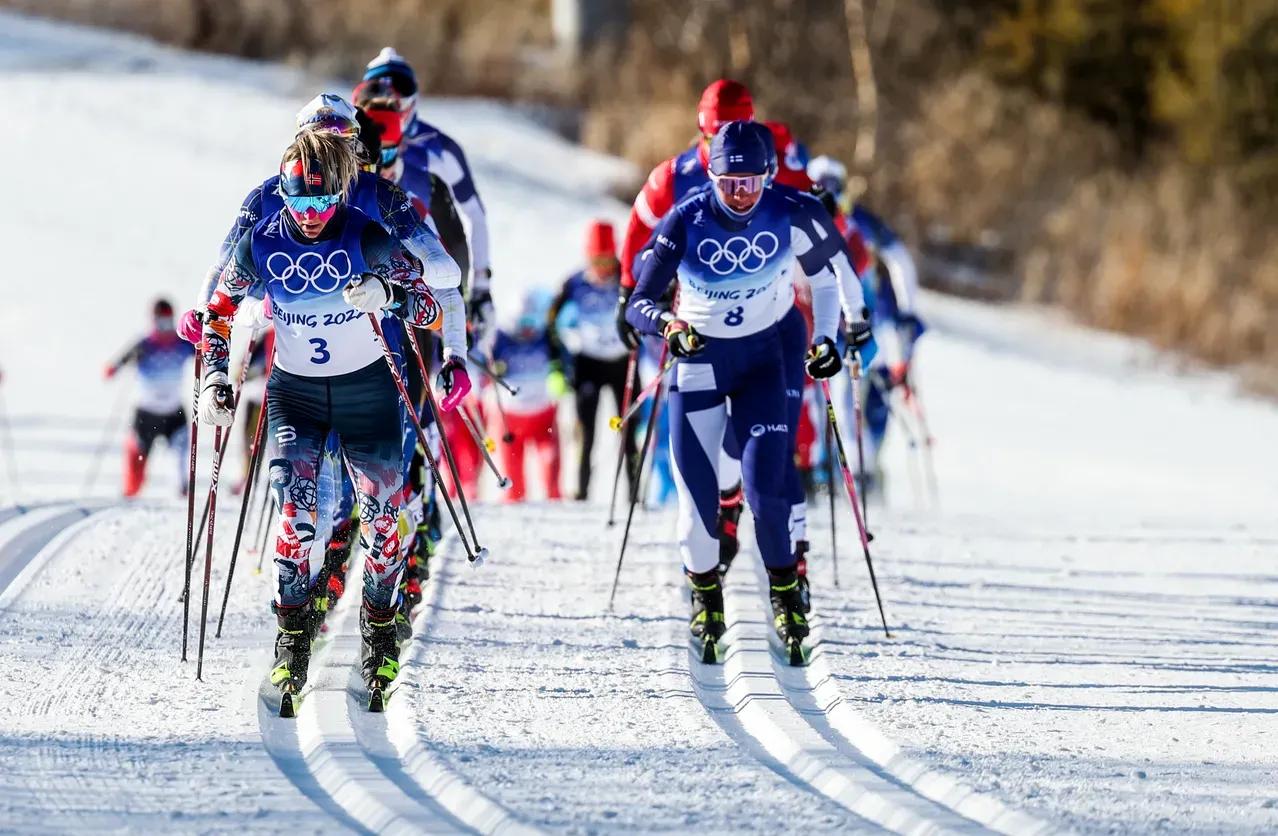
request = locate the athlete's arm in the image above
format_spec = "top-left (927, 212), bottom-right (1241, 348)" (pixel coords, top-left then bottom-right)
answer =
top-left (428, 173), bottom-right (471, 282)
top-left (620, 160), bottom-right (676, 290)
top-left (106, 339), bottom-right (143, 376)
top-left (196, 184), bottom-right (265, 306)
top-left (362, 223), bottom-right (467, 361)
top-left (201, 234), bottom-right (263, 379)
top-left (375, 177), bottom-right (462, 291)
top-left (626, 211), bottom-right (686, 336)
top-left (430, 131), bottom-right (490, 290)
top-left (790, 194), bottom-right (867, 343)
top-left (545, 277), bottom-right (574, 362)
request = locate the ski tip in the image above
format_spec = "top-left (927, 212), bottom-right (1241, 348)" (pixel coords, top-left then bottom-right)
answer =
top-left (701, 638), bottom-right (720, 665)
top-left (279, 692), bottom-right (296, 718)
top-left (787, 640), bottom-right (809, 667)
top-left (469, 548), bottom-right (489, 569)
top-left (367, 688), bottom-right (385, 713)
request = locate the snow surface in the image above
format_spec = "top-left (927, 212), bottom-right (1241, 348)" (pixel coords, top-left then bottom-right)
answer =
top-left (1, 10), bottom-right (1277, 834)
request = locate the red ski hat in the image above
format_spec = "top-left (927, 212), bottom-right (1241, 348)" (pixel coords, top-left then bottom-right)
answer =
top-left (697, 79), bottom-right (754, 136)
top-left (584, 220), bottom-right (617, 260)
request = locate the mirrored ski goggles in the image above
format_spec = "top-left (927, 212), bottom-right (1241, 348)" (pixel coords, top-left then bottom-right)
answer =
top-left (380, 145), bottom-right (401, 167)
top-left (282, 193), bottom-right (342, 214)
top-left (299, 114), bottom-right (359, 138)
top-left (711, 172), bottom-right (768, 201)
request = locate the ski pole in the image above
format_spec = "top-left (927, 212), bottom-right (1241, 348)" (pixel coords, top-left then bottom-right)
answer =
top-left (848, 358), bottom-right (870, 531)
top-left (821, 386), bottom-right (839, 588)
top-left (457, 403), bottom-right (511, 488)
top-left (369, 315), bottom-right (486, 566)
top-left (404, 326), bottom-right (485, 551)
top-left (819, 378), bottom-right (890, 638)
top-left (181, 354), bottom-right (203, 662)
top-left (902, 378), bottom-right (939, 507)
top-left (189, 335), bottom-right (258, 559)
top-left (82, 379), bottom-right (129, 498)
top-left (607, 369), bottom-right (668, 610)
top-left (252, 484), bottom-right (274, 574)
top-left (467, 350), bottom-right (520, 396)
top-left (214, 393), bottom-right (268, 637)
top-left (606, 349), bottom-right (640, 527)
top-left (609, 355), bottom-right (676, 432)
top-left (196, 421), bottom-right (228, 680)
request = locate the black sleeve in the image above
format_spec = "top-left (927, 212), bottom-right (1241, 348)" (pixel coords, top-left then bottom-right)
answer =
top-left (545, 279), bottom-right (574, 362)
top-left (429, 173), bottom-right (471, 284)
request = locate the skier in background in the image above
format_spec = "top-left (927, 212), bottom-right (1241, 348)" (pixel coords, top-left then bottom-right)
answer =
top-left (104, 299), bottom-right (196, 498)
top-left (808, 155), bottom-right (926, 496)
top-left (625, 121), bottom-right (872, 661)
top-left (356, 48), bottom-right (494, 339)
top-left (488, 291), bottom-right (564, 503)
top-left (546, 220), bottom-right (636, 501)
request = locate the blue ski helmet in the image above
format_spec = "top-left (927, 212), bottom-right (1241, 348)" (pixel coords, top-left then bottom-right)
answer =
top-left (709, 120), bottom-right (773, 177)
top-left (709, 121), bottom-right (774, 219)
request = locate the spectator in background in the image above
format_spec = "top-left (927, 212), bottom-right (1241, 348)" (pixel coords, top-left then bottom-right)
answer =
top-left (104, 299), bottom-right (196, 497)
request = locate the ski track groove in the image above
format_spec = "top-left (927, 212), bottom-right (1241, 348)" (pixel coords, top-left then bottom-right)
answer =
top-left (744, 559), bottom-right (1055, 836)
top-left (688, 556), bottom-right (970, 834)
top-left (0, 503), bottom-right (150, 828)
top-left (256, 532), bottom-right (525, 835)
top-left (375, 535), bottom-right (543, 835)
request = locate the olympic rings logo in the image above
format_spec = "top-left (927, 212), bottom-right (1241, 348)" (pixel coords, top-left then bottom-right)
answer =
top-left (265, 249), bottom-right (352, 294)
top-left (696, 231), bottom-right (780, 276)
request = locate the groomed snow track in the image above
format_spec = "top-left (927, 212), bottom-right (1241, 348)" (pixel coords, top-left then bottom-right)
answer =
top-left (256, 532), bottom-right (540, 836)
top-left (685, 529), bottom-right (1053, 836)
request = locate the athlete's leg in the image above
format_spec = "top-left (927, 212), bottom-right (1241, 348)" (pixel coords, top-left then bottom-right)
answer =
top-left (533, 404), bottom-right (563, 500)
top-left (729, 344), bottom-right (792, 570)
top-left (573, 356), bottom-right (603, 500)
top-left (331, 362), bottom-right (412, 621)
top-left (500, 410), bottom-right (530, 502)
top-left (668, 362), bottom-right (728, 574)
top-left (777, 305), bottom-right (810, 552)
top-left (265, 371), bottom-right (331, 611)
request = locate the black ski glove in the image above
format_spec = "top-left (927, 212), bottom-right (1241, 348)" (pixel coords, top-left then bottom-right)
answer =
top-left (616, 287), bottom-right (642, 351)
top-left (663, 318), bottom-right (705, 358)
top-left (805, 337), bottom-right (843, 380)
top-left (844, 316), bottom-right (873, 361)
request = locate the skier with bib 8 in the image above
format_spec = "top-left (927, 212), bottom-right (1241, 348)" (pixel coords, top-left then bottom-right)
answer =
top-left (197, 130), bottom-right (459, 713)
top-left (626, 121), bottom-right (871, 664)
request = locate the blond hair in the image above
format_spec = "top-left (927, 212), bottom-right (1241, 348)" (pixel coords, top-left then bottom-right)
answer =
top-left (281, 130), bottom-right (358, 199)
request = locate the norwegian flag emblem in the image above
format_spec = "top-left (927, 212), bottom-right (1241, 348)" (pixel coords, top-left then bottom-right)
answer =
top-left (306, 172), bottom-right (323, 187)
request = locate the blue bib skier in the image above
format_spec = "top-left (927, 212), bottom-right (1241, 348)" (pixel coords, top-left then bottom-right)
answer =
top-left (626, 121), bottom-right (871, 661)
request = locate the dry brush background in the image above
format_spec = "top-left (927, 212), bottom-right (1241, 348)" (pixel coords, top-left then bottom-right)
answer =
top-left (9, 0), bottom-right (1276, 388)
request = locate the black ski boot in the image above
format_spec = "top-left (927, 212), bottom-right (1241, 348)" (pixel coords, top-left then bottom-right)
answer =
top-left (361, 605), bottom-right (401, 712)
top-left (769, 566), bottom-right (810, 666)
top-left (687, 569), bottom-right (726, 663)
top-left (270, 606), bottom-right (313, 717)
top-left (794, 540), bottom-right (811, 614)
top-left (715, 484), bottom-right (745, 576)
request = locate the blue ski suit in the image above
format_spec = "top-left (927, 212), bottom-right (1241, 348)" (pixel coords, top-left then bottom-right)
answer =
top-left (626, 185), bottom-right (864, 573)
